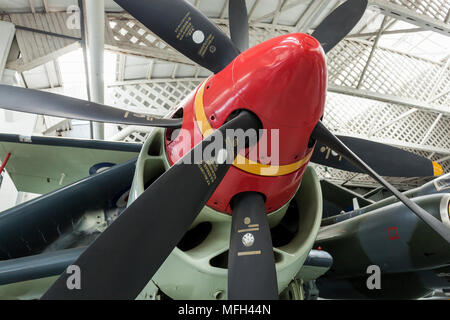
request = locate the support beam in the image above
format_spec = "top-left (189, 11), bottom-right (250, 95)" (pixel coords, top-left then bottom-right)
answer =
top-left (110, 126), bottom-right (156, 142)
top-left (427, 57), bottom-right (450, 102)
top-left (220, 0), bottom-right (229, 19)
top-left (107, 77), bottom-right (205, 87)
top-left (430, 86), bottom-right (450, 102)
top-left (85, 0), bottom-right (105, 140)
top-left (370, 108), bottom-right (417, 135)
top-left (212, 18), bottom-right (294, 32)
top-left (437, 155), bottom-right (450, 163)
top-left (43, 63), bottom-right (54, 88)
top-left (53, 60), bottom-right (62, 87)
top-left (347, 27), bottom-right (427, 38)
top-left (29, 0), bottom-right (36, 14)
top-left (14, 25), bottom-right (81, 41)
top-left (5, 12), bottom-right (81, 72)
top-left (79, 0), bottom-right (92, 138)
top-left (18, 72), bottom-right (28, 88)
top-left (252, 0), bottom-right (310, 23)
top-left (194, 66), bottom-right (201, 79)
top-left (272, 0), bottom-right (288, 26)
top-left (171, 64), bottom-right (179, 79)
top-left (248, 0), bottom-right (261, 20)
top-left (420, 114), bottom-right (443, 145)
top-left (294, 0), bottom-right (330, 33)
top-left (357, 16), bottom-right (389, 89)
top-left (0, 21), bottom-right (15, 81)
top-left (328, 84), bottom-right (450, 117)
top-left (369, 0), bottom-right (450, 37)
top-left (42, 0), bottom-right (50, 13)
top-left (428, 59), bottom-right (450, 104)
top-left (370, 16), bottom-right (397, 41)
top-left (107, 76), bottom-right (450, 118)
top-left (117, 54), bottom-right (126, 82)
top-left (146, 60), bottom-right (154, 80)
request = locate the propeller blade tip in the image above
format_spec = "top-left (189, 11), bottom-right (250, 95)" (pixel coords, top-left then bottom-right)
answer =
top-left (433, 161), bottom-right (444, 176)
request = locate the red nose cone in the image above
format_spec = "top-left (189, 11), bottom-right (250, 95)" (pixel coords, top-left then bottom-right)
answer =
top-left (165, 33), bottom-right (328, 214)
top-left (199, 33), bottom-right (327, 166)
top-left (232, 33), bottom-right (327, 129)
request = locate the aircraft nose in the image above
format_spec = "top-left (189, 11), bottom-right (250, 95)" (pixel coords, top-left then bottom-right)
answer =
top-left (231, 33), bottom-right (327, 128)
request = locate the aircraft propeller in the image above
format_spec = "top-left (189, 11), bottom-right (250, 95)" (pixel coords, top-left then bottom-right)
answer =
top-left (114, 0), bottom-right (240, 74)
top-left (229, 0), bottom-right (250, 52)
top-left (0, 85), bottom-right (183, 129)
top-left (41, 110), bottom-right (261, 299)
top-left (0, 0), bottom-right (446, 300)
top-left (228, 192), bottom-right (278, 299)
top-left (312, 0), bottom-right (369, 53)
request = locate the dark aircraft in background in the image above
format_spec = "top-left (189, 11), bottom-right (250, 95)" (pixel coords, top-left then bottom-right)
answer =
top-left (315, 174), bottom-right (450, 299)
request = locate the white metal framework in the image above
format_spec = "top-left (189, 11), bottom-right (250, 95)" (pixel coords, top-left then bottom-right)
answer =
top-left (0, 0), bottom-right (449, 189)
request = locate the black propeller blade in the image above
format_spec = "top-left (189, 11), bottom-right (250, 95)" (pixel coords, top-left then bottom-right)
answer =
top-left (0, 85), bottom-right (182, 129)
top-left (229, 0), bottom-right (250, 52)
top-left (228, 192), bottom-right (278, 300)
top-left (41, 110), bottom-right (260, 299)
top-left (312, 0), bottom-right (368, 53)
top-left (312, 121), bottom-right (450, 244)
top-left (114, 0), bottom-right (240, 74)
top-left (311, 135), bottom-right (442, 177)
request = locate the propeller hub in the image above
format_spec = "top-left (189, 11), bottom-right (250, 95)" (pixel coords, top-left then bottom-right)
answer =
top-left (231, 33), bottom-right (326, 128)
top-left (166, 33), bottom-right (327, 214)
top-left (203, 33), bottom-right (327, 166)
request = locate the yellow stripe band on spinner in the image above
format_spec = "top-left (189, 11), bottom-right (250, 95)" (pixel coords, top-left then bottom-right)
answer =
top-left (433, 161), bottom-right (443, 176)
top-left (194, 81), bottom-right (313, 177)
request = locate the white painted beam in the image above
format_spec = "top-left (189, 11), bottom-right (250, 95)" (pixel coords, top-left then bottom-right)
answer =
top-left (369, 0), bottom-right (450, 37)
top-left (347, 27), bottom-right (427, 38)
top-left (294, 0), bottom-right (329, 33)
top-left (328, 84), bottom-right (450, 117)
top-left (85, 0), bottom-right (105, 140)
top-left (420, 114), bottom-right (443, 145)
top-left (0, 21), bottom-right (15, 82)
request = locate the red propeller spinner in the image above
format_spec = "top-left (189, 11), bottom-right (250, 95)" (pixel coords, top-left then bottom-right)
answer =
top-left (166, 33), bottom-right (327, 214)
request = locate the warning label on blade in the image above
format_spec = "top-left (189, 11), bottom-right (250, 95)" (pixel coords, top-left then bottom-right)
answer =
top-left (174, 12), bottom-right (215, 58)
top-left (198, 160), bottom-right (218, 186)
top-left (175, 12), bottom-right (195, 41)
top-left (198, 34), bottom-right (215, 57)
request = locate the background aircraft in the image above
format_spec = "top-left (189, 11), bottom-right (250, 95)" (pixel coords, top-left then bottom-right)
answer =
top-left (314, 173), bottom-right (450, 299)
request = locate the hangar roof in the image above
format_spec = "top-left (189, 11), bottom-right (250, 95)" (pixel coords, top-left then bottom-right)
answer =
top-left (0, 0), bottom-right (449, 189)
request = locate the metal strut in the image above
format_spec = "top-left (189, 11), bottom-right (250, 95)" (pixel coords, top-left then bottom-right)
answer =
top-left (0, 152), bottom-right (11, 188)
